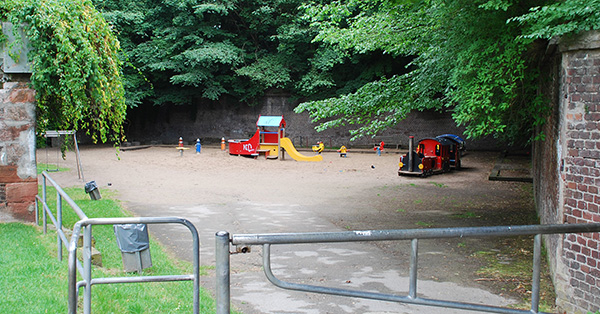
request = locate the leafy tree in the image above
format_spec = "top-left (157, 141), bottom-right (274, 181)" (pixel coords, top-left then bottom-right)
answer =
top-left (512, 0), bottom-right (600, 39)
top-left (1, 0), bottom-right (126, 144)
top-left (92, 0), bottom-right (408, 112)
top-left (93, 0), bottom-right (305, 106)
top-left (295, 0), bottom-right (600, 144)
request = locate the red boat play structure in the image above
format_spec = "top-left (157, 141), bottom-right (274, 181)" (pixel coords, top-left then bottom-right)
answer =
top-left (228, 116), bottom-right (322, 162)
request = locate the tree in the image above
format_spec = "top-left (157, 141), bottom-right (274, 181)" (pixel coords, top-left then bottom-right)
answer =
top-left (91, 0), bottom-right (409, 112)
top-left (295, 0), bottom-right (600, 144)
top-left (0, 0), bottom-right (126, 144)
top-left (93, 0), bottom-right (308, 106)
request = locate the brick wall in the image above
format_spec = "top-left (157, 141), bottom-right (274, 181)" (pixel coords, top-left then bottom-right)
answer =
top-left (535, 31), bottom-right (600, 314)
top-left (557, 32), bottom-right (600, 313)
top-left (0, 80), bottom-right (37, 222)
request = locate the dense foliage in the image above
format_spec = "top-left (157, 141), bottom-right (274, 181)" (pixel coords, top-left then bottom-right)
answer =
top-left (0, 0), bottom-right (126, 143)
top-left (295, 0), bottom-right (600, 143)
top-left (91, 0), bottom-right (407, 108)
top-left (5, 0), bottom-right (595, 144)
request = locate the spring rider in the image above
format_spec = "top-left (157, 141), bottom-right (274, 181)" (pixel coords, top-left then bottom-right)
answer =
top-left (312, 141), bottom-right (325, 154)
top-left (337, 145), bottom-right (347, 157)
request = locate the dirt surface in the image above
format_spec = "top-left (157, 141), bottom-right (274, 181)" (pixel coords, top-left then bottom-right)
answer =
top-left (42, 145), bottom-right (540, 313)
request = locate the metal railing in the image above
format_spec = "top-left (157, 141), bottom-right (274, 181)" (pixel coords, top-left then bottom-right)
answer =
top-left (35, 171), bottom-right (201, 314)
top-left (68, 217), bottom-right (200, 314)
top-left (216, 223), bottom-right (600, 314)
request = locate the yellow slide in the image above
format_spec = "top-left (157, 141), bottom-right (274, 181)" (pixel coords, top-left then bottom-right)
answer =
top-left (280, 137), bottom-right (323, 162)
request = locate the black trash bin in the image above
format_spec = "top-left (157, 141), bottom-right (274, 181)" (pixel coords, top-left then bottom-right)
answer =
top-left (84, 181), bottom-right (101, 200)
top-left (113, 224), bottom-right (152, 272)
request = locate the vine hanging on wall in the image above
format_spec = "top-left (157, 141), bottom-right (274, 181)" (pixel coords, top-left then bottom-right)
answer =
top-left (0, 0), bottom-right (126, 144)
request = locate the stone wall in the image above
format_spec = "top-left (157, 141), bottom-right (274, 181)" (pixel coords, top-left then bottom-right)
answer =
top-left (125, 95), bottom-right (504, 151)
top-left (0, 80), bottom-right (37, 222)
top-left (535, 31), bottom-right (600, 313)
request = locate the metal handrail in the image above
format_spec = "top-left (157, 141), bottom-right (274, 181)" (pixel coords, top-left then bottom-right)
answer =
top-left (36, 171), bottom-right (88, 263)
top-left (36, 172), bottom-right (201, 314)
top-left (216, 223), bottom-right (600, 314)
top-left (68, 217), bottom-right (200, 314)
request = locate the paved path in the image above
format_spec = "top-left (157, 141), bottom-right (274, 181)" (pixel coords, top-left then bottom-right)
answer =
top-left (132, 200), bottom-right (514, 314)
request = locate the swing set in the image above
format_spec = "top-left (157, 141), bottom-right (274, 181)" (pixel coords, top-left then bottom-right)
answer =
top-left (43, 130), bottom-right (84, 180)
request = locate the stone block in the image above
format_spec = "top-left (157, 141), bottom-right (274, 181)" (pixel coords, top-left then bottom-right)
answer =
top-left (7, 88), bottom-right (35, 103)
top-left (0, 89), bottom-right (8, 103)
top-left (6, 181), bottom-right (38, 203)
top-left (5, 202), bottom-right (35, 222)
top-left (0, 165), bottom-right (21, 182)
top-left (3, 105), bottom-right (32, 121)
top-left (0, 124), bottom-right (30, 141)
top-left (77, 247), bottom-right (103, 267)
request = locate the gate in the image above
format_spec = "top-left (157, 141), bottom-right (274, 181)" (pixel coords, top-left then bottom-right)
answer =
top-left (215, 223), bottom-right (600, 314)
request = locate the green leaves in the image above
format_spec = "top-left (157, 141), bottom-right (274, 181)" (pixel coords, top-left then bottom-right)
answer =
top-left (236, 55), bottom-right (292, 89)
top-left (296, 74), bottom-right (433, 140)
top-left (511, 0), bottom-right (600, 39)
top-left (4, 0), bottom-right (126, 144)
top-left (298, 0), bottom-right (593, 144)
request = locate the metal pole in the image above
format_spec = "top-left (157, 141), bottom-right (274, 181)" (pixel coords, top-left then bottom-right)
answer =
top-left (73, 132), bottom-right (84, 181)
top-left (409, 238), bottom-right (418, 299)
top-left (35, 198), bottom-right (39, 225)
top-left (43, 176), bottom-right (47, 234)
top-left (216, 231), bottom-right (231, 314)
top-left (83, 225), bottom-right (93, 314)
top-left (57, 192), bottom-right (63, 261)
top-left (68, 223), bottom-right (82, 314)
top-left (189, 221), bottom-right (200, 314)
top-left (408, 136), bottom-right (414, 172)
top-left (531, 234), bottom-right (542, 313)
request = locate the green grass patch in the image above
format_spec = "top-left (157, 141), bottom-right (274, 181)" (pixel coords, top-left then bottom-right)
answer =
top-left (0, 185), bottom-right (218, 313)
top-left (428, 182), bottom-right (447, 188)
top-left (472, 237), bottom-right (556, 312)
top-left (37, 163), bottom-right (70, 175)
top-left (451, 211), bottom-right (481, 219)
top-left (415, 221), bottom-right (434, 228)
top-left (0, 223), bottom-right (68, 313)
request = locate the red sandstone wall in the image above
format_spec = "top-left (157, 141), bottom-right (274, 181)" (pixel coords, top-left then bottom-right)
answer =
top-left (0, 81), bottom-right (37, 222)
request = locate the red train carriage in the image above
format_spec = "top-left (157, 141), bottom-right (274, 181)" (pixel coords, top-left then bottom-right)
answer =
top-left (398, 135), bottom-right (463, 177)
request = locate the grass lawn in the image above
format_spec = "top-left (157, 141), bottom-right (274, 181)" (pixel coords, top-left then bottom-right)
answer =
top-left (0, 183), bottom-right (217, 313)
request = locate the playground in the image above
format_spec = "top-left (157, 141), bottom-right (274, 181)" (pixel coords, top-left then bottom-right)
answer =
top-left (44, 144), bottom-right (541, 313)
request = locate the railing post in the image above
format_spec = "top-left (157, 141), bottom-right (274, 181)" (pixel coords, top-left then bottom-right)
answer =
top-left (35, 198), bottom-right (39, 225)
top-left (531, 234), bottom-right (542, 313)
top-left (187, 220), bottom-right (201, 314)
top-left (216, 231), bottom-right (231, 314)
top-left (68, 223), bottom-right (81, 314)
top-left (409, 238), bottom-right (418, 299)
top-left (42, 175), bottom-right (47, 234)
top-left (83, 225), bottom-right (93, 314)
top-left (57, 192), bottom-right (63, 261)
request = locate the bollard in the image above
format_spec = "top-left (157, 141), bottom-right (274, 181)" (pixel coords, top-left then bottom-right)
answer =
top-left (179, 137), bottom-right (184, 148)
top-left (221, 137), bottom-right (225, 151)
top-left (408, 136), bottom-right (414, 172)
top-left (195, 138), bottom-right (202, 154)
